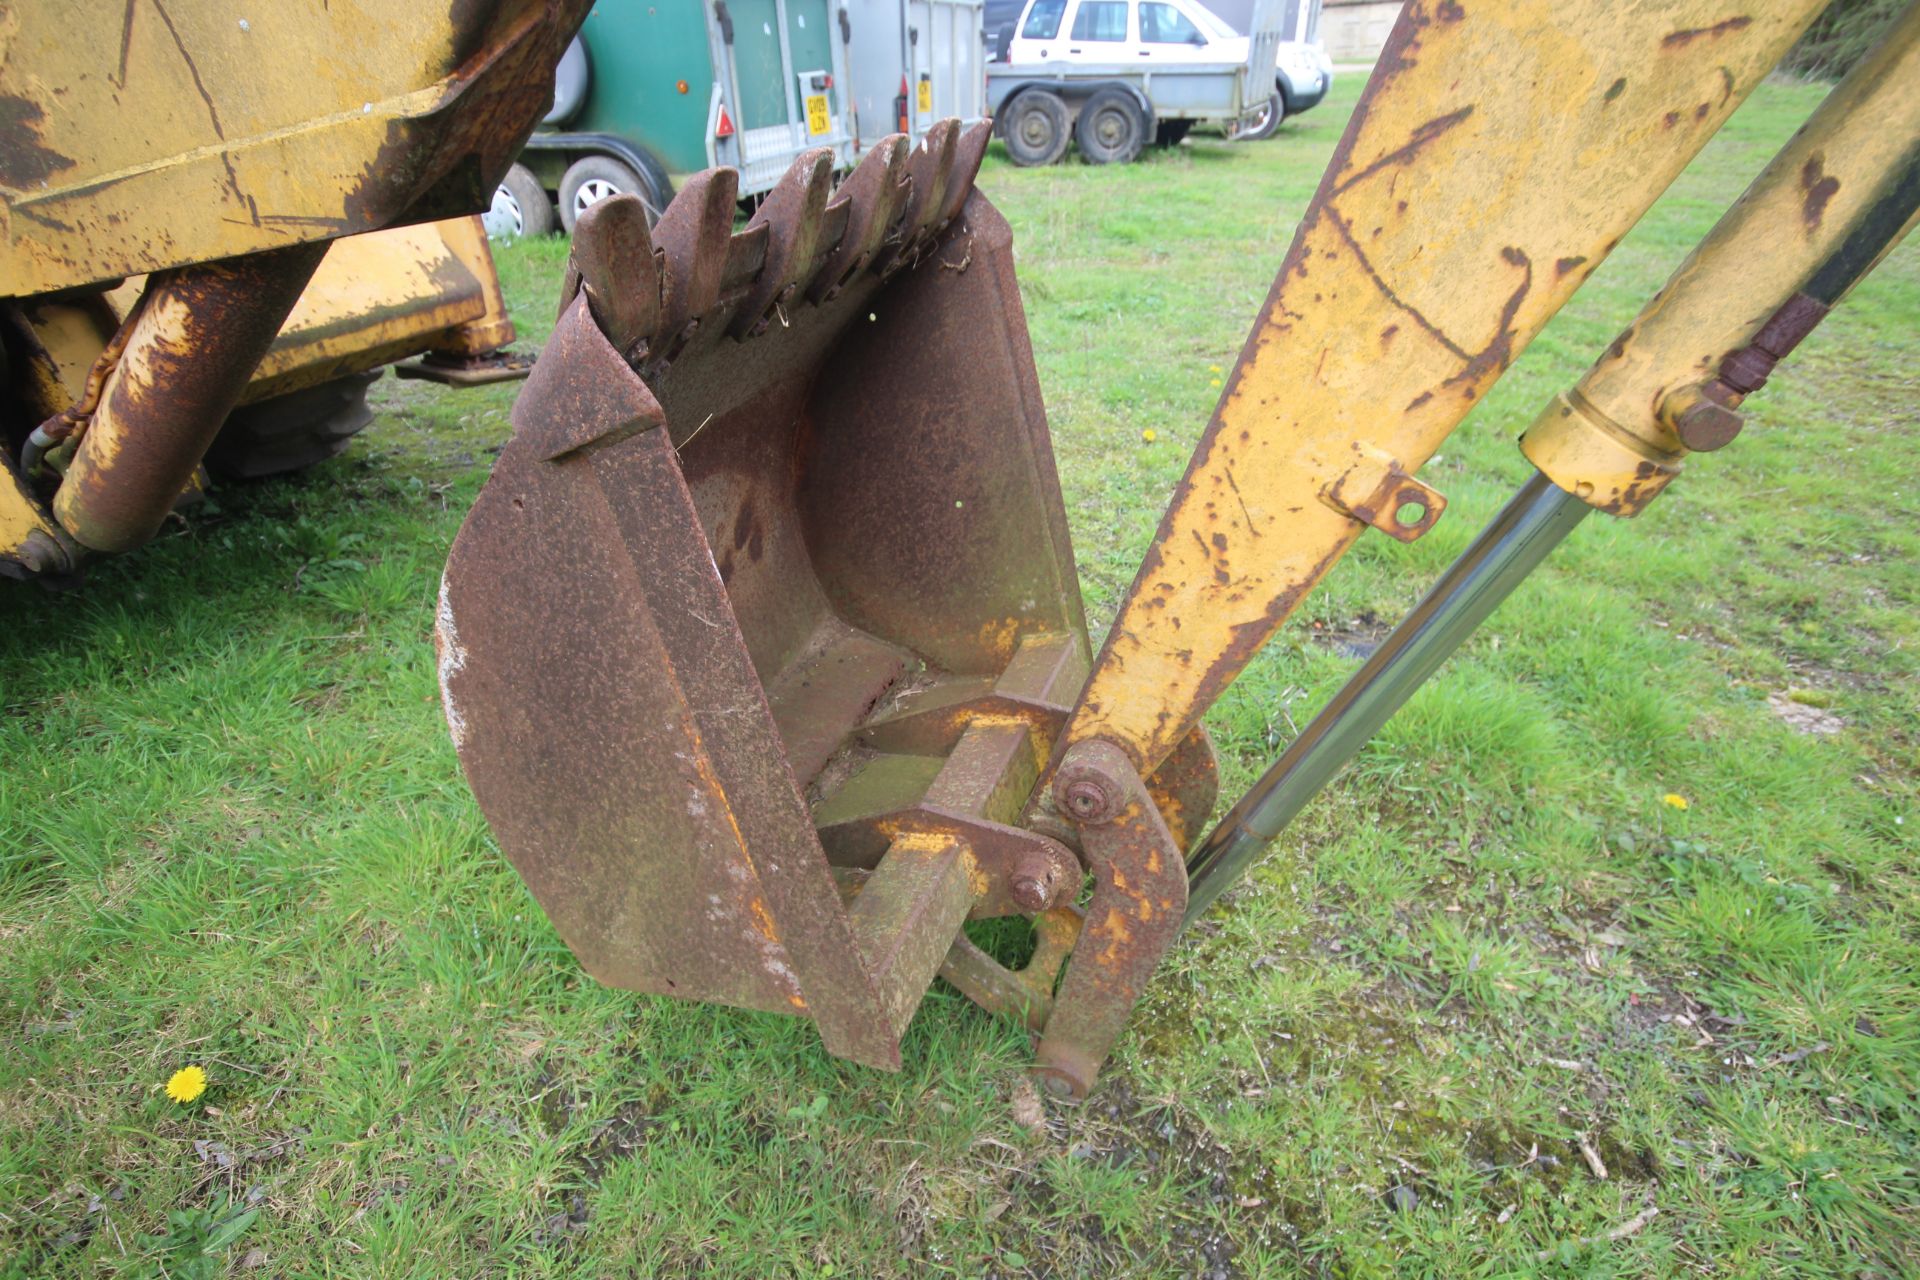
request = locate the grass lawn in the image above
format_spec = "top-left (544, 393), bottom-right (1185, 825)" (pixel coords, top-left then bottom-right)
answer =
top-left (4, 73), bottom-right (1917, 1278)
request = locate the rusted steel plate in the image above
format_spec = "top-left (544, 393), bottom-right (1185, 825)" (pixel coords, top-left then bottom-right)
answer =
top-left (767, 622), bottom-right (908, 786)
top-left (794, 190), bottom-right (1087, 679)
top-left (1033, 740), bottom-right (1188, 1098)
top-left (1141, 725), bottom-right (1220, 854)
top-left (442, 296), bottom-right (902, 1067)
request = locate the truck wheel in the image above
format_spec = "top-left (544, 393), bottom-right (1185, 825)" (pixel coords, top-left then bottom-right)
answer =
top-left (204, 370), bottom-right (381, 480)
top-left (1000, 90), bottom-right (1070, 167)
top-left (559, 153), bottom-right (672, 233)
top-left (484, 164), bottom-right (554, 239)
top-left (1155, 119), bottom-right (1192, 147)
top-left (1239, 93), bottom-right (1283, 142)
top-left (1074, 88), bottom-right (1146, 165)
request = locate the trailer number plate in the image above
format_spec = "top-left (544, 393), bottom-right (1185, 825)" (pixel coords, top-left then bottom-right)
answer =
top-left (917, 78), bottom-right (932, 113)
top-left (805, 93), bottom-right (831, 136)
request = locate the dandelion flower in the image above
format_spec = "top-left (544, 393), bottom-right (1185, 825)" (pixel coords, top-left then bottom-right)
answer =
top-left (1661, 793), bottom-right (1690, 811)
top-left (1208, 364), bottom-right (1221, 373)
top-left (165, 1065), bottom-right (208, 1104)
top-left (1141, 428), bottom-right (1157, 443)
top-left (1209, 378), bottom-right (1222, 387)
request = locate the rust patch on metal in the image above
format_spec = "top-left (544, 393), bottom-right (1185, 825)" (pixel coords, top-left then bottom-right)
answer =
top-left (1662, 16), bottom-right (1753, 48)
top-left (52, 242), bottom-right (328, 553)
top-left (1331, 106), bottom-right (1475, 196)
top-left (1799, 154), bottom-right (1840, 232)
top-left (1718, 290), bottom-right (1830, 395)
top-left (1141, 724), bottom-right (1219, 851)
top-left (339, 0), bottom-right (593, 235)
top-left (0, 95), bottom-right (76, 188)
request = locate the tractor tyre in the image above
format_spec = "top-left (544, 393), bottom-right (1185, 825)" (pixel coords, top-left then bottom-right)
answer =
top-left (205, 370), bottom-right (381, 480)
top-left (1000, 90), bottom-right (1071, 167)
top-left (1074, 88), bottom-right (1147, 164)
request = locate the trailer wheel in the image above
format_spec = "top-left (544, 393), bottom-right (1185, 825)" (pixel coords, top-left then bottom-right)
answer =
top-left (484, 164), bottom-right (555, 239)
top-left (1000, 90), bottom-right (1070, 167)
top-left (559, 153), bottom-right (672, 232)
top-left (205, 371), bottom-right (381, 480)
top-left (1239, 93), bottom-right (1283, 142)
top-left (1155, 118), bottom-right (1192, 147)
top-left (1074, 88), bottom-right (1147, 165)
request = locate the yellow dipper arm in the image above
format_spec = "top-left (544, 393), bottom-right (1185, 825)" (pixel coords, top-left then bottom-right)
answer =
top-left (1060, 0), bottom-right (1829, 776)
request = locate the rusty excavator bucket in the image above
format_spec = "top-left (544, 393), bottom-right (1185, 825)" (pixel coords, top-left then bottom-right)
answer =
top-left (439, 123), bottom-right (1220, 1078)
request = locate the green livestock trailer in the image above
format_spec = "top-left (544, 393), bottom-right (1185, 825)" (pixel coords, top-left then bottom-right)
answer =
top-left (486, 0), bottom-right (857, 237)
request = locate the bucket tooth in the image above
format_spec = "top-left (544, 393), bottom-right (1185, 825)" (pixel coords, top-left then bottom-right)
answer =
top-left (874, 120), bottom-right (956, 273)
top-left (651, 167), bottom-right (741, 361)
top-left (563, 195), bottom-right (663, 356)
top-left (808, 135), bottom-right (911, 305)
top-left (936, 121), bottom-right (994, 229)
top-left (721, 222), bottom-right (772, 298)
top-left (728, 147), bottom-right (837, 339)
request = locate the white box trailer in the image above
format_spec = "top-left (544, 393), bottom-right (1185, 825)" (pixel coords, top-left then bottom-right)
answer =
top-left (845, 0), bottom-right (989, 150)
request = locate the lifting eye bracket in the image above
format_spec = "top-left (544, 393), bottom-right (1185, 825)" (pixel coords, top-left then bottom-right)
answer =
top-left (1319, 449), bottom-right (1447, 543)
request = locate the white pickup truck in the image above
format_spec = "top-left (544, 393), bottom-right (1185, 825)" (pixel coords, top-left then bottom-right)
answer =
top-left (985, 0), bottom-right (1309, 164)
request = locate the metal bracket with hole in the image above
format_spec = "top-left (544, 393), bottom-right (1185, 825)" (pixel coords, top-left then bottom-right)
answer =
top-left (1319, 450), bottom-right (1446, 543)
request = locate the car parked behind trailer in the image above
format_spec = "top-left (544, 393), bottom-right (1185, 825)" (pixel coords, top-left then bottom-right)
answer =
top-left (986, 0), bottom-right (1284, 164)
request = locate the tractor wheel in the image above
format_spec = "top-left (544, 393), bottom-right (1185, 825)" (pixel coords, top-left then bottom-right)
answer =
top-left (1239, 93), bottom-right (1284, 142)
top-left (1074, 88), bottom-right (1147, 165)
top-left (205, 370), bottom-right (381, 480)
top-left (1000, 90), bottom-right (1071, 167)
top-left (559, 152), bottom-right (673, 233)
top-left (484, 164), bottom-right (555, 239)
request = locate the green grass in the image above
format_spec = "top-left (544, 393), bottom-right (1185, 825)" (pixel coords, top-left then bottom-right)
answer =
top-left (4, 73), bottom-right (1918, 1278)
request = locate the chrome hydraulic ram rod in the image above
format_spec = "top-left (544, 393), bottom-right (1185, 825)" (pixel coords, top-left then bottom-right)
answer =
top-left (1183, 471), bottom-right (1589, 926)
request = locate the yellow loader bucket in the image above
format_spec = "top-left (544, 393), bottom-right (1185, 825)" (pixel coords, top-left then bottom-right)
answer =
top-left (439, 123), bottom-right (1222, 1073)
